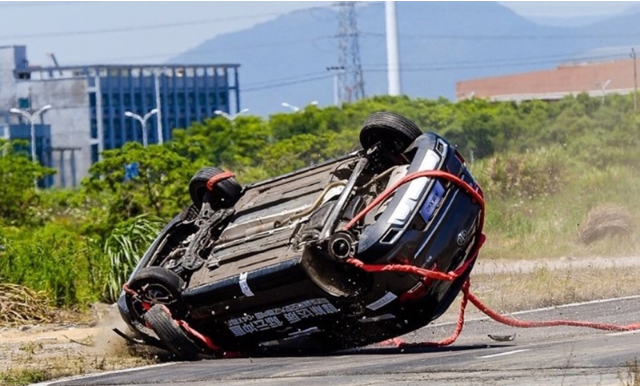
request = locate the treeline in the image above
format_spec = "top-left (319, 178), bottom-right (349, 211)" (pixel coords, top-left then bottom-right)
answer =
top-left (1, 93), bottom-right (639, 308)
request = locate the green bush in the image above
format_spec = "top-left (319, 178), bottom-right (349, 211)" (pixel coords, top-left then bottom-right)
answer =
top-left (474, 146), bottom-right (567, 201)
top-left (0, 224), bottom-right (102, 307)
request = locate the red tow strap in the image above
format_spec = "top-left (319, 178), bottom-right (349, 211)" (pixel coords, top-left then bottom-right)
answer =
top-left (345, 169), bottom-right (640, 348)
top-left (206, 171), bottom-right (234, 191)
top-left (127, 168), bottom-right (640, 355)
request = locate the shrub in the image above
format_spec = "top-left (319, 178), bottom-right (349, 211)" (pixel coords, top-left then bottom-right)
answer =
top-left (475, 146), bottom-right (567, 200)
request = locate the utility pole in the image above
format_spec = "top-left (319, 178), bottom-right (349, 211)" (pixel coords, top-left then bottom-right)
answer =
top-left (154, 69), bottom-right (164, 144)
top-left (385, 1), bottom-right (401, 96)
top-left (336, 1), bottom-right (365, 103)
top-left (327, 66), bottom-right (345, 105)
top-left (632, 48), bottom-right (638, 111)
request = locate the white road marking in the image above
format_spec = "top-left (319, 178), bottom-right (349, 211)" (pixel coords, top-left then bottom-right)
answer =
top-left (477, 349), bottom-right (530, 359)
top-left (607, 330), bottom-right (639, 336)
top-left (430, 294), bottom-right (640, 328)
top-left (31, 362), bottom-right (177, 386)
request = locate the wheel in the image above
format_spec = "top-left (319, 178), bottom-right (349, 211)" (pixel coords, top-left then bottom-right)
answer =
top-left (359, 112), bottom-right (422, 156)
top-left (124, 267), bottom-right (186, 326)
top-left (144, 304), bottom-right (202, 360)
top-left (189, 167), bottom-right (242, 209)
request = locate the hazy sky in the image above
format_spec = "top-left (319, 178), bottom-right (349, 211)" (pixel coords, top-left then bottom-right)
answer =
top-left (0, 1), bottom-right (638, 67)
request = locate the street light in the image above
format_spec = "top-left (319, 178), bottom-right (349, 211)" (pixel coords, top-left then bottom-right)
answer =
top-left (595, 79), bottom-right (612, 104)
top-left (10, 104), bottom-right (52, 189)
top-left (281, 101), bottom-right (318, 113)
top-left (214, 108), bottom-right (249, 121)
top-left (124, 108), bottom-right (158, 148)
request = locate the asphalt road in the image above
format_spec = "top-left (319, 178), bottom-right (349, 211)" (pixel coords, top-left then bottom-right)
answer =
top-left (39, 295), bottom-right (640, 386)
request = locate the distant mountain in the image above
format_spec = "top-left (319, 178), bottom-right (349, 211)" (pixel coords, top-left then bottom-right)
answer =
top-left (527, 15), bottom-right (615, 27)
top-left (169, 2), bottom-right (640, 116)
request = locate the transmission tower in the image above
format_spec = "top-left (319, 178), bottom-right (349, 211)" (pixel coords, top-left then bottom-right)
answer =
top-left (336, 1), bottom-right (365, 103)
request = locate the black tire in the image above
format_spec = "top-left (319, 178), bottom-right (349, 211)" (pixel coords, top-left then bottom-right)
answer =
top-left (189, 167), bottom-right (242, 209)
top-left (144, 304), bottom-right (202, 360)
top-left (125, 267), bottom-right (186, 325)
top-left (359, 112), bottom-right (422, 156)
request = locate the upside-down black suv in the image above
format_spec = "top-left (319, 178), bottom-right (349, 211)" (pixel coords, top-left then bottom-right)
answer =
top-left (117, 112), bottom-right (484, 359)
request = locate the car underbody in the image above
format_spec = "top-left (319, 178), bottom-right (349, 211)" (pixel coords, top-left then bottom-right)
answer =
top-left (118, 112), bottom-right (484, 359)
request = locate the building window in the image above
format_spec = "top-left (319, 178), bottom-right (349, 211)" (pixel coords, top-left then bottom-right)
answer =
top-left (218, 92), bottom-right (228, 106)
top-left (134, 93), bottom-right (142, 108)
top-left (91, 144), bottom-right (99, 164)
top-left (90, 120), bottom-right (97, 139)
top-left (208, 92), bottom-right (218, 105)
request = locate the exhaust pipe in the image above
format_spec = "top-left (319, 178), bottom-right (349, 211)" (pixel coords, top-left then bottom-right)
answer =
top-left (328, 231), bottom-right (355, 262)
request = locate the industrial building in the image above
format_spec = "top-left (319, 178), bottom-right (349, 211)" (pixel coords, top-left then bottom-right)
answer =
top-left (0, 45), bottom-right (241, 188)
top-left (456, 58), bottom-right (638, 102)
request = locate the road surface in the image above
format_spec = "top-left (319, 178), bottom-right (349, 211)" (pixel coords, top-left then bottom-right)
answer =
top-left (39, 295), bottom-right (640, 386)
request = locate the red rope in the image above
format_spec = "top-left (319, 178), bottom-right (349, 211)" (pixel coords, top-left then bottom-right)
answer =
top-left (206, 171), bottom-right (234, 191)
top-left (343, 170), bottom-right (484, 232)
top-left (130, 166), bottom-right (640, 354)
top-left (466, 289), bottom-right (640, 332)
top-left (342, 168), bottom-right (640, 348)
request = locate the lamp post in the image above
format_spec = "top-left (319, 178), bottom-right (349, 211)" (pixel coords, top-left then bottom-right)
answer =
top-left (214, 108), bottom-right (249, 122)
top-left (10, 104), bottom-right (52, 189)
top-left (124, 108), bottom-right (158, 148)
top-left (595, 79), bottom-right (611, 104)
top-left (281, 101), bottom-right (318, 113)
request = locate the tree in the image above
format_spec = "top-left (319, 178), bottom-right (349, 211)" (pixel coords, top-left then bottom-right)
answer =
top-left (82, 142), bottom-right (200, 224)
top-left (0, 139), bottom-right (56, 225)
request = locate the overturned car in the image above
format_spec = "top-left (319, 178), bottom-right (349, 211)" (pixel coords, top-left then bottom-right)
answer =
top-left (117, 112), bottom-right (484, 359)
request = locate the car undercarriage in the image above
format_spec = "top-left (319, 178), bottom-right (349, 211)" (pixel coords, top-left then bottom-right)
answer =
top-left (118, 112), bottom-right (484, 359)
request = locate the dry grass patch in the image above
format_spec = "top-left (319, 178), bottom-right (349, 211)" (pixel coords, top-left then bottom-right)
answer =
top-left (469, 264), bottom-right (640, 313)
top-left (579, 204), bottom-right (635, 245)
top-left (0, 284), bottom-right (57, 326)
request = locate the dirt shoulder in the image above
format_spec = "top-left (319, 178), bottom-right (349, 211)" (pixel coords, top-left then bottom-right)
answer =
top-left (1, 255), bottom-right (639, 385)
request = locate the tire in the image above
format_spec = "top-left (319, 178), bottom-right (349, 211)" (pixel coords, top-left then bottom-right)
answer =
top-left (189, 167), bottom-right (242, 209)
top-left (144, 304), bottom-right (202, 360)
top-left (125, 267), bottom-right (186, 325)
top-left (359, 112), bottom-right (422, 156)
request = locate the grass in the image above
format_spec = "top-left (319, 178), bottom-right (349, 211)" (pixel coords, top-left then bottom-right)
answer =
top-left (474, 150), bottom-right (640, 260)
top-left (469, 265), bottom-right (640, 313)
top-left (619, 359), bottom-right (640, 386)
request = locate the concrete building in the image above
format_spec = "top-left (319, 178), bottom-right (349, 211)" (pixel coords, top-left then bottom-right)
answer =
top-left (456, 59), bottom-right (638, 102)
top-left (0, 45), bottom-right (241, 187)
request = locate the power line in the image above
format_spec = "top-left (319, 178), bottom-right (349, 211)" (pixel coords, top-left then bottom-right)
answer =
top-left (362, 31), bottom-right (640, 40)
top-left (243, 73), bottom-right (334, 92)
top-left (362, 53), bottom-right (629, 73)
top-left (362, 51), bottom-right (631, 70)
top-left (0, 5), bottom-right (335, 40)
top-left (0, 1), bottom-right (77, 8)
top-left (73, 36), bottom-right (335, 64)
